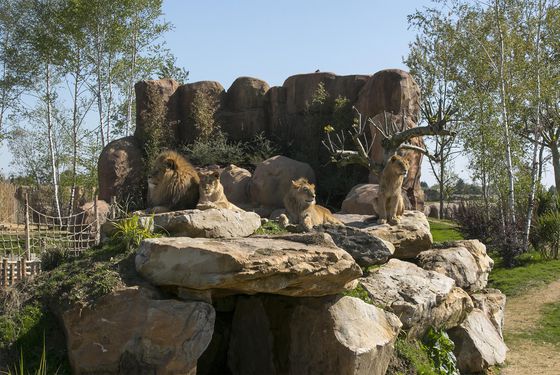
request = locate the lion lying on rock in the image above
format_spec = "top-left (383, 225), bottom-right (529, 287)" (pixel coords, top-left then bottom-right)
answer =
top-left (279, 178), bottom-right (343, 232)
top-left (197, 170), bottom-right (243, 211)
top-left (375, 154), bottom-right (409, 225)
top-left (146, 150), bottom-right (200, 213)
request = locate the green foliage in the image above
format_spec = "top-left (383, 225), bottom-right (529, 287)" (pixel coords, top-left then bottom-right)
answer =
top-left (533, 211), bottom-right (560, 259)
top-left (184, 130), bottom-right (246, 166)
top-left (254, 221), bottom-right (287, 235)
top-left (111, 214), bottom-right (160, 252)
top-left (391, 335), bottom-right (437, 375)
top-left (488, 252), bottom-right (560, 296)
top-left (428, 218), bottom-right (464, 243)
top-left (245, 132), bottom-right (279, 165)
top-left (190, 90), bottom-right (220, 143)
top-left (40, 248), bottom-right (69, 272)
top-left (422, 327), bottom-right (459, 375)
top-left (342, 284), bottom-right (372, 305)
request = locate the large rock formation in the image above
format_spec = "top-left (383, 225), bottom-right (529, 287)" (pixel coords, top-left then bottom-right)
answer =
top-left (227, 295), bottom-right (401, 375)
top-left (100, 68), bottom-right (427, 208)
top-left (97, 136), bottom-right (144, 203)
top-left (219, 164), bottom-right (252, 206)
top-left (360, 259), bottom-right (473, 337)
top-left (135, 234), bottom-right (362, 297)
top-left (418, 240), bottom-right (494, 293)
top-left (63, 287), bottom-right (215, 374)
top-left (448, 309), bottom-right (508, 373)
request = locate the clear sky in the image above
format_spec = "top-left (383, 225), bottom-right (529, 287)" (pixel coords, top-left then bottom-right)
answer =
top-left (0, 0), bottom-right (554, 187)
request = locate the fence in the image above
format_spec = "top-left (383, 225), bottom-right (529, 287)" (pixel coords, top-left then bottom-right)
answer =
top-left (0, 194), bottom-right (111, 287)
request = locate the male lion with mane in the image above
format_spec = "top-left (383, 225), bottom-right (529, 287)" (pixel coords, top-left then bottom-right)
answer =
top-left (375, 154), bottom-right (409, 225)
top-left (279, 178), bottom-right (343, 231)
top-left (197, 170), bottom-right (242, 211)
top-left (147, 150), bottom-right (199, 213)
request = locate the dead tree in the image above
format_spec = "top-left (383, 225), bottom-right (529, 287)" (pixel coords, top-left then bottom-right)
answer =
top-left (322, 105), bottom-right (455, 179)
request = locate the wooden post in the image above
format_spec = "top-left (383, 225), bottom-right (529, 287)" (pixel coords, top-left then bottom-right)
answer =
top-left (110, 196), bottom-right (117, 220)
top-left (2, 258), bottom-right (7, 287)
top-left (9, 262), bottom-right (14, 285)
top-left (20, 258), bottom-right (26, 279)
top-left (25, 193), bottom-right (31, 260)
top-left (94, 194), bottom-right (100, 246)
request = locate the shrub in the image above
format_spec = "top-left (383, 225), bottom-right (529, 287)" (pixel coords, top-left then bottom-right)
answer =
top-left (183, 130), bottom-right (246, 166)
top-left (422, 327), bottom-right (459, 375)
top-left (111, 215), bottom-right (161, 252)
top-left (533, 211), bottom-right (560, 259)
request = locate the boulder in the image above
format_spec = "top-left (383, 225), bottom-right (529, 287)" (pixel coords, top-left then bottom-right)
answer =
top-left (341, 184), bottom-right (379, 215)
top-left (134, 79), bottom-right (181, 146)
top-left (418, 240), bottom-right (494, 293)
top-left (135, 234), bottom-right (362, 297)
top-left (356, 69), bottom-right (421, 123)
top-left (319, 224), bottom-right (395, 267)
top-left (426, 204), bottom-right (439, 218)
top-left (63, 287), bottom-right (215, 374)
top-left (142, 208), bottom-right (261, 238)
top-left (176, 80), bottom-right (226, 143)
top-left (226, 77), bottom-right (270, 111)
top-left (360, 259), bottom-right (473, 337)
top-left (97, 136), bottom-right (144, 204)
top-left (448, 309), bottom-right (508, 373)
top-left (249, 155), bottom-right (316, 209)
top-left (470, 289), bottom-right (506, 337)
top-left (335, 211), bottom-right (433, 259)
top-left (340, 183), bottom-right (413, 215)
top-left (228, 295), bottom-right (401, 375)
top-left (219, 164), bottom-right (252, 205)
top-left (73, 200), bottom-right (110, 242)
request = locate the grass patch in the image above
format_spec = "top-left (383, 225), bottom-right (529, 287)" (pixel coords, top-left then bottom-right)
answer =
top-left (342, 284), bottom-right (372, 304)
top-left (488, 252), bottom-right (560, 297)
top-left (428, 218), bottom-right (464, 243)
top-left (520, 301), bottom-right (560, 346)
top-left (254, 220), bottom-right (287, 235)
top-left (388, 335), bottom-right (437, 375)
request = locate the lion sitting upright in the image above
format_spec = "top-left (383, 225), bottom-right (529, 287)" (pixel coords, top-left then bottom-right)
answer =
top-left (197, 170), bottom-right (242, 211)
top-left (147, 150), bottom-right (200, 213)
top-left (279, 178), bottom-right (343, 232)
top-left (376, 154), bottom-right (409, 225)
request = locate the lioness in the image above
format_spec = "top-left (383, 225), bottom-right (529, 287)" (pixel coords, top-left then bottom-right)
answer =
top-left (279, 178), bottom-right (343, 231)
top-left (147, 150), bottom-right (199, 213)
top-left (376, 154), bottom-right (409, 225)
top-left (197, 170), bottom-right (242, 211)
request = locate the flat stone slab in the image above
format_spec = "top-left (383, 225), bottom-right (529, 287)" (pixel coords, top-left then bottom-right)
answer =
top-left (136, 235), bottom-right (362, 297)
top-left (140, 208), bottom-right (261, 238)
top-left (335, 211), bottom-right (433, 259)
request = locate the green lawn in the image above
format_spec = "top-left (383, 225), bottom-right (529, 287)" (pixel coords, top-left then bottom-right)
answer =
top-left (488, 254), bottom-right (560, 297)
top-left (427, 218), bottom-right (464, 242)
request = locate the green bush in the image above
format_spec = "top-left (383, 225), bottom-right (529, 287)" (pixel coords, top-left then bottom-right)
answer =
top-left (111, 214), bottom-right (161, 252)
top-left (183, 130), bottom-right (246, 166)
top-left (533, 211), bottom-right (560, 259)
top-left (422, 327), bottom-right (459, 375)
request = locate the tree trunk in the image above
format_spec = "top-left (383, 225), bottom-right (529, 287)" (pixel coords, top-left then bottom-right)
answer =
top-left (551, 143), bottom-right (560, 194)
top-left (439, 160), bottom-right (445, 219)
top-left (524, 0), bottom-right (544, 251)
top-left (495, 0), bottom-right (516, 225)
top-left (45, 63), bottom-right (62, 223)
top-left (125, 21), bottom-right (138, 137)
top-left (95, 27), bottom-right (105, 147)
top-left (68, 50), bottom-right (81, 216)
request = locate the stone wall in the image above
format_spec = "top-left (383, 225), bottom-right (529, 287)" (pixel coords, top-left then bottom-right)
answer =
top-left (98, 69), bottom-right (424, 209)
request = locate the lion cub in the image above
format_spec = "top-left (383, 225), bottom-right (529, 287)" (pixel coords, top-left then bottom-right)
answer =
top-left (279, 178), bottom-right (343, 231)
top-left (376, 155), bottom-right (409, 225)
top-left (147, 150), bottom-right (199, 213)
top-left (197, 170), bottom-right (242, 211)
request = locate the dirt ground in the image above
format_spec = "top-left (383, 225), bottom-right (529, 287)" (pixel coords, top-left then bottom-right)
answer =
top-left (501, 279), bottom-right (560, 375)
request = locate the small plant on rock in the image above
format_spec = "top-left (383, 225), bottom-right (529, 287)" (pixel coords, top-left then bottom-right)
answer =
top-left (111, 215), bottom-right (160, 252)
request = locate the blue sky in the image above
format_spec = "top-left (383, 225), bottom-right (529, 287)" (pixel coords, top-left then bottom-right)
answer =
top-left (1, 0), bottom-right (554, 187)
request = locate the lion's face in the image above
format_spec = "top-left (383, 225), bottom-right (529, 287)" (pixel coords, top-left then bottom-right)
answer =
top-left (199, 171), bottom-right (220, 194)
top-left (389, 155), bottom-right (409, 177)
top-left (148, 156), bottom-right (176, 190)
top-left (290, 178), bottom-right (316, 206)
